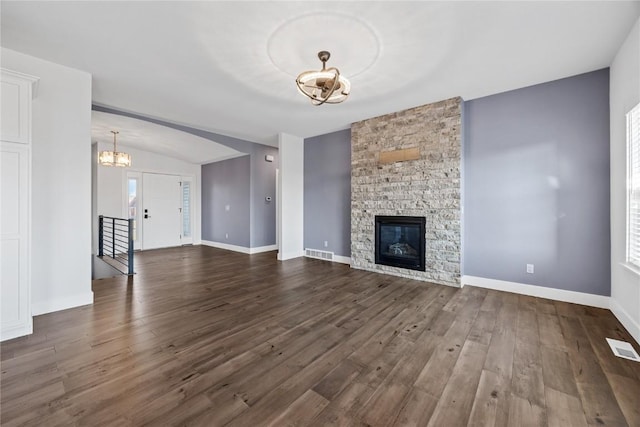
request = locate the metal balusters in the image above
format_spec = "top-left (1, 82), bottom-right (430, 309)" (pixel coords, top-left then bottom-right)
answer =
top-left (97, 215), bottom-right (135, 275)
top-left (127, 218), bottom-right (134, 275)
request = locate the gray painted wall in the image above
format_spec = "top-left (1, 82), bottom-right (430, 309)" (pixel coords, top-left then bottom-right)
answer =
top-left (202, 155), bottom-right (251, 247)
top-left (463, 68), bottom-right (611, 296)
top-left (250, 144), bottom-right (278, 247)
top-left (304, 129), bottom-right (351, 257)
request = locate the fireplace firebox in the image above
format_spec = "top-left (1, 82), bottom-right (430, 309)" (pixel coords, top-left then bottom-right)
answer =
top-left (375, 216), bottom-right (426, 271)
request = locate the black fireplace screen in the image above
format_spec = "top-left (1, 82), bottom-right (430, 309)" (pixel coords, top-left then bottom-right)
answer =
top-left (375, 216), bottom-right (426, 271)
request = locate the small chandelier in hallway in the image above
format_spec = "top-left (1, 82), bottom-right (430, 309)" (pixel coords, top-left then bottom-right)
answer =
top-left (99, 130), bottom-right (131, 167)
top-left (296, 51), bottom-right (350, 106)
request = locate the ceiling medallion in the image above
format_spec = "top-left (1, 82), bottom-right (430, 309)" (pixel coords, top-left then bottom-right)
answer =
top-left (295, 51), bottom-right (350, 106)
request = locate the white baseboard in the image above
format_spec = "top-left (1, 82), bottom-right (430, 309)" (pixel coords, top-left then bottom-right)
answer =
top-left (201, 240), bottom-right (277, 255)
top-left (610, 298), bottom-right (640, 345)
top-left (278, 251), bottom-right (305, 261)
top-left (32, 292), bottom-right (94, 316)
top-left (250, 244), bottom-right (278, 254)
top-left (201, 240), bottom-right (250, 253)
top-left (1, 321), bottom-right (33, 342)
top-left (333, 255), bottom-right (352, 265)
top-left (461, 275), bottom-right (610, 309)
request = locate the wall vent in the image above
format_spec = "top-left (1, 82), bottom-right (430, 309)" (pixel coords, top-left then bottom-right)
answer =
top-left (606, 338), bottom-right (640, 362)
top-left (305, 248), bottom-right (334, 261)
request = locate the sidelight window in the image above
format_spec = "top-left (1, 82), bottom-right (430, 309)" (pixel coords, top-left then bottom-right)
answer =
top-left (182, 180), bottom-right (191, 239)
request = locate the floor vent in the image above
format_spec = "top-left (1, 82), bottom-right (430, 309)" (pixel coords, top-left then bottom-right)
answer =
top-left (305, 248), bottom-right (334, 261)
top-left (606, 338), bottom-right (640, 362)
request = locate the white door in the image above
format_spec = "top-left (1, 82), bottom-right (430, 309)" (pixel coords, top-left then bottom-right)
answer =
top-left (142, 173), bottom-right (181, 250)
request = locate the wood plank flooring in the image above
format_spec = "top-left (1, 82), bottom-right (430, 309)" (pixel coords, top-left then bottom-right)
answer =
top-left (1, 245), bottom-right (639, 426)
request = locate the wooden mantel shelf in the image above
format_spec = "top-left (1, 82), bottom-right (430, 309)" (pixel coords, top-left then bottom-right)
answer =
top-left (378, 147), bottom-right (421, 164)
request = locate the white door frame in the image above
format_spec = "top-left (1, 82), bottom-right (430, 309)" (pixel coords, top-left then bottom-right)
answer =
top-left (121, 170), bottom-right (197, 250)
top-left (276, 168), bottom-right (280, 252)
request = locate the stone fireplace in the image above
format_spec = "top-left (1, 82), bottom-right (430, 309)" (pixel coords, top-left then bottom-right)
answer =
top-left (351, 97), bottom-right (462, 287)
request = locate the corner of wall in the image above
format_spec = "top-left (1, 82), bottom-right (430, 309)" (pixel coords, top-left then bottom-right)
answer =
top-left (609, 17), bottom-right (640, 345)
top-left (32, 291), bottom-right (94, 316)
top-left (610, 297), bottom-right (640, 345)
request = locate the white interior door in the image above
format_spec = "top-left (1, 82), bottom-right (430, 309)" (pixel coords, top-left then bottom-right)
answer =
top-left (142, 173), bottom-right (181, 250)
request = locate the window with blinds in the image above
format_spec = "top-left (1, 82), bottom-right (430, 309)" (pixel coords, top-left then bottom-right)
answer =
top-left (628, 102), bottom-right (640, 269)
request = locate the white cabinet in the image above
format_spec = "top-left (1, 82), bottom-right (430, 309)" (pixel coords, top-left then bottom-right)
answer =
top-left (1, 70), bottom-right (37, 144)
top-left (1, 69), bottom-right (38, 341)
top-left (1, 143), bottom-right (31, 340)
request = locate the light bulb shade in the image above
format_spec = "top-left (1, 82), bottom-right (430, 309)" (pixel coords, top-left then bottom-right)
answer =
top-left (296, 54), bottom-right (351, 106)
top-left (114, 151), bottom-right (131, 167)
top-left (99, 150), bottom-right (131, 167)
top-left (100, 130), bottom-right (131, 167)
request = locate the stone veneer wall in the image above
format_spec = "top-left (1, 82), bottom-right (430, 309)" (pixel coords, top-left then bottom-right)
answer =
top-left (350, 97), bottom-right (462, 287)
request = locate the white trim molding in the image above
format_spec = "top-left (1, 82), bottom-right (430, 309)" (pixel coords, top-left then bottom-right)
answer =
top-left (201, 240), bottom-right (277, 255)
top-left (610, 298), bottom-right (640, 345)
top-left (0, 321), bottom-right (33, 342)
top-left (32, 292), bottom-right (94, 316)
top-left (461, 275), bottom-right (610, 309)
top-left (248, 244), bottom-right (278, 254)
top-left (277, 250), bottom-right (305, 261)
top-left (620, 262), bottom-right (640, 276)
top-left (333, 255), bottom-right (352, 265)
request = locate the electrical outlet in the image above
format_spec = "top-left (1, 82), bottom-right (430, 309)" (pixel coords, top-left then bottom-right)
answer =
top-left (324, 241), bottom-right (328, 248)
top-left (225, 233), bottom-right (229, 239)
top-left (526, 264), bottom-right (534, 274)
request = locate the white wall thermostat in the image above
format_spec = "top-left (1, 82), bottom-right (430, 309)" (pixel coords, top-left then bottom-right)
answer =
top-left (265, 155), bottom-right (274, 162)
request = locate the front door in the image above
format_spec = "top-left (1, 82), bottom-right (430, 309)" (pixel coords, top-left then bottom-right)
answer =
top-left (142, 173), bottom-right (181, 250)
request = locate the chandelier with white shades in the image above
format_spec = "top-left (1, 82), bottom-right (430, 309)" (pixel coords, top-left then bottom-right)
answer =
top-left (98, 130), bottom-right (131, 167)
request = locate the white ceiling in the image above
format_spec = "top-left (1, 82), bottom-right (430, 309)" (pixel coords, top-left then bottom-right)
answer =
top-left (92, 111), bottom-right (243, 165)
top-left (2, 1), bottom-right (639, 147)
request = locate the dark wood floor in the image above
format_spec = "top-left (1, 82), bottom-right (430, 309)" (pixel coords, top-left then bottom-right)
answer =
top-left (1, 246), bottom-right (639, 426)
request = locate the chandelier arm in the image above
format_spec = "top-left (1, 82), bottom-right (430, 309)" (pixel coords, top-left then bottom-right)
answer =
top-left (111, 130), bottom-right (119, 152)
top-left (325, 67), bottom-right (341, 96)
top-left (313, 97), bottom-right (329, 106)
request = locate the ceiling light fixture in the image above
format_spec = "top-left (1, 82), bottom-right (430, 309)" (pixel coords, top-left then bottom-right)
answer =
top-left (296, 51), bottom-right (350, 106)
top-left (99, 130), bottom-right (131, 167)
